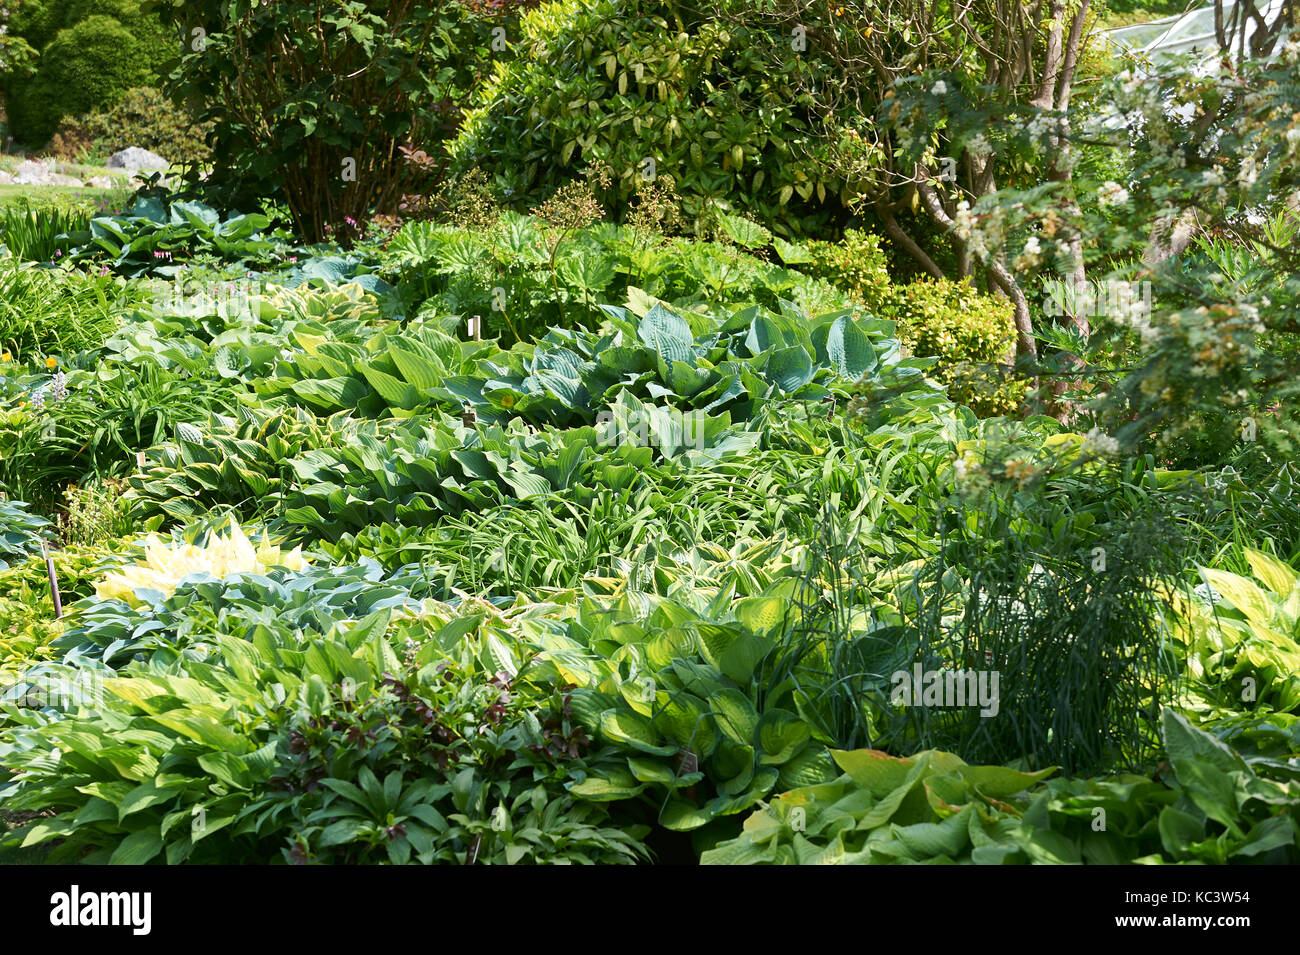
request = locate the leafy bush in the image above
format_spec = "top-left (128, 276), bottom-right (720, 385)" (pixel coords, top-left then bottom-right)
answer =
top-left (4, 11), bottom-right (173, 147)
top-left (382, 215), bottom-right (853, 340)
top-left (796, 236), bottom-right (1024, 418)
top-left (703, 710), bottom-right (1300, 864)
top-left (1, 564), bottom-right (650, 864)
top-left (63, 197), bottom-right (284, 278)
top-left (873, 278), bottom-right (1023, 418)
top-left (450, 0), bottom-right (853, 237)
top-left (787, 229), bottom-right (893, 306)
top-left (50, 87), bottom-right (214, 167)
top-left (152, 0), bottom-right (521, 242)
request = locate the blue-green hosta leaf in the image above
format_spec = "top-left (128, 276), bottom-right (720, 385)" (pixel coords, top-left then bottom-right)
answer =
top-left (169, 200), bottom-right (220, 229)
top-left (215, 212), bottom-right (271, 239)
top-left (764, 346), bottom-right (814, 393)
top-left (638, 304), bottom-right (694, 365)
top-left (130, 197), bottom-right (167, 223)
top-left (824, 314), bottom-right (877, 381)
top-left (529, 369), bottom-right (587, 410)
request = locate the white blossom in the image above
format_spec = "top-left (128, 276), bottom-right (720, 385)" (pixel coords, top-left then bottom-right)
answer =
top-left (1097, 181), bottom-right (1129, 207)
top-left (1082, 428), bottom-right (1120, 458)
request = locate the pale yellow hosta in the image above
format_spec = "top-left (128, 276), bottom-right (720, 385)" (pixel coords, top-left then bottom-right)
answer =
top-left (94, 521), bottom-right (308, 606)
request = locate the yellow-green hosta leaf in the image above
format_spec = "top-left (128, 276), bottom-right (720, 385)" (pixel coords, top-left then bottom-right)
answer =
top-left (567, 768), bottom-right (645, 801)
top-left (599, 709), bottom-right (677, 756)
top-left (659, 798), bottom-right (716, 831)
top-left (757, 708), bottom-right (809, 765)
top-left (777, 746), bottom-right (838, 791)
top-left (890, 805), bottom-right (975, 861)
top-left (956, 764), bottom-right (1057, 799)
top-left (1202, 568), bottom-right (1274, 625)
top-left (1244, 548), bottom-right (1299, 599)
top-left (734, 595), bottom-right (788, 634)
top-left (831, 748), bottom-right (913, 797)
top-left (710, 686), bottom-right (759, 746)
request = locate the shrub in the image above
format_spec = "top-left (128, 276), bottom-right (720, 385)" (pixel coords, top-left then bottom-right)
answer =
top-left (873, 279), bottom-right (1024, 418)
top-left (4, 11), bottom-right (173, 147)
top-left (791, 229), bottom-right (892, 306)
top-left (449, 0), bottom-right (850, 238)
top-left (152, 1), bottom-right (521, 243)
top-left (788, 231), bottom-right (1022, 416)
top-left (50, 87), bottom-right (214, 167)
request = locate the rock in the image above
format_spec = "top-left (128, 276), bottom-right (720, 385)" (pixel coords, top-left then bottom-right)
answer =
top-left (11, 160), bottom-right (85, 186)
top-left (105, 147), bottom-right (169, 171)
top-left (83, 175), bottom-right (115, 188)
top-left (0, 170), bottom-right (12, 184)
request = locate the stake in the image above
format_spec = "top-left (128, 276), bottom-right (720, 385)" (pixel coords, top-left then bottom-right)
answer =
top-left (41, 541), bottom-right (63, 619)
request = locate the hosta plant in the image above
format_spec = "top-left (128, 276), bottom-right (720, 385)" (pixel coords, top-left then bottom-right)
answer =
top-left (92, 520), bottom-right (309, 608)
top-left (1167, 546), bottom-right (1300, 716)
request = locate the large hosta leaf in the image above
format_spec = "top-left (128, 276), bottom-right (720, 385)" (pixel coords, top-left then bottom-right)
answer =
top-left (822, 314), bottom-right (876, 380)
top-left (638, 304), bottom-right (694, 365)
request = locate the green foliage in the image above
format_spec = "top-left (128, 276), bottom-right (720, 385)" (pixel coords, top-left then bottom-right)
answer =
top-left (63, 197), bottom-right (284, 278)
top-left (382, 216), bottom-right (854, 340)
top-left (778, 231), bottom-right (1024, 416)
top-left (0, 200), bottom-right (90, 263)
top-left (872, 278), bottom-right (1023, 419)
top-left (704, 710), bottom-right (1300, 864)
top-left (880, 425), bottom-right (1188, 774)
top-left (0, 500), bottom-right (51, 571)
top-left (0, 571), bottom-right (649, 863)
top-left (450, 0), bottom-right (851, 238)
top-left (1169, 546), bottom-right (1300, 717)
top-left (0, 543), bottom-right (116, 684)
top-left (786, 229), bottom-right (893, 305)
top-left (529, 545), bottom-right (847, 831)
top-left (151, 0), bottom-right (521, 242)
top-left (0, 341), bottom-right (237, 511)
top-left (5, 11), bottom-right (172, 147)
top-left (53, 86), bottom-right (214, 167)
top-left (0, 261), bottom-right (136, 359)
